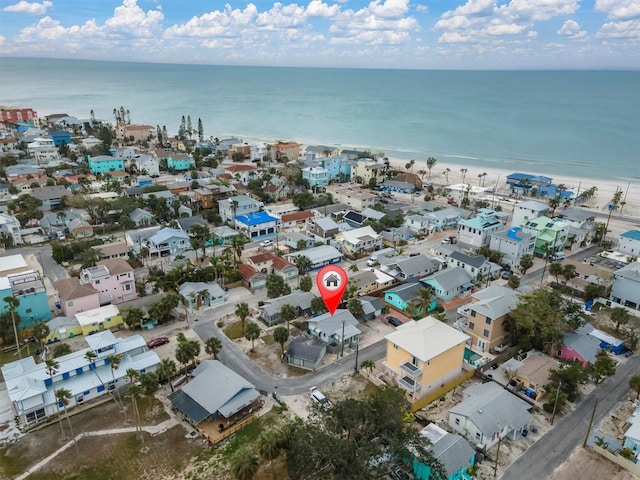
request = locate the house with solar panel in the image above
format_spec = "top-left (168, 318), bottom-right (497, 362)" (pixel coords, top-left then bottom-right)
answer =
top-left (521, 216), bottom-right (570, 256)
top-left (234, 211), bottom-right (279, 240)
top-left (489, 227), bottom-right (537, 269)
top-left (457, 210), bottom-right (507, 248)
top-left (1, 330), bottom-right (159, 427)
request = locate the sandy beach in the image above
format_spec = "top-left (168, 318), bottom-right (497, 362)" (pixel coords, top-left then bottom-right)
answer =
top-left (385, 156), bottom-right (640, 218)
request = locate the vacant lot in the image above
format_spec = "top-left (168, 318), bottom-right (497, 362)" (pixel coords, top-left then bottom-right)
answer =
top-left (550, 446), bottom-right (638, 480)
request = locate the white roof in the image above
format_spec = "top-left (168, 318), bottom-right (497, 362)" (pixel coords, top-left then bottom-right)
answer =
top-left (0, 254), bottom-right (27, 273)
top-left (338, 226), bottom-right (380, 243)
top-left (385, 317), bottom-right (469, 362)
top-left (75, 304), bottom-right (121, 327)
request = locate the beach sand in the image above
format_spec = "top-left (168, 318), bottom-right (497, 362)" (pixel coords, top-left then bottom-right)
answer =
top-left (385, 157), bottom-right (640, 218)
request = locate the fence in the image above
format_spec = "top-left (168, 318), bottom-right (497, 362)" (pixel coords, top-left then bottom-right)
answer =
top-left (590, 445), bottom-right (640, 476)
top-left (409, 368), bottom-right (476, 412)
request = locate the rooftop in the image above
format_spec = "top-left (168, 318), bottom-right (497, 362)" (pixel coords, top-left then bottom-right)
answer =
top-left (75, 304), bottom-right (121, 327)
top-left (385, 317), bottom-right (469, 361)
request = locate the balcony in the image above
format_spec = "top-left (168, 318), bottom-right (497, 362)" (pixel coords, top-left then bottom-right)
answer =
top-left (398, 375), bottom-right (419, 392)
top-left (400, 362), bottom-right (422, 378)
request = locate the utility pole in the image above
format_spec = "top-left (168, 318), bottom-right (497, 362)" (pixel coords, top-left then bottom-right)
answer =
top-left (493, 434), bottom-right (502, 478)
top-left (551, 381), bottom-right (562, 425)
top-left (583, 398), bottom-right (598, 448)
top-left (341, 320), bottom-right (345, 357)
top-left (354, 342), bottom-right (359, 373)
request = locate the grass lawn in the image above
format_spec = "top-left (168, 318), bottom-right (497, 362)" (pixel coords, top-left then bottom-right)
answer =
top-left (223, 321), bottom-right (244, 340)
top-left (261, 334), bottom-right (275, 346)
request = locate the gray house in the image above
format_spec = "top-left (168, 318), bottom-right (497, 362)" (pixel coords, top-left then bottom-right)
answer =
top-left (260, 291), bottom-right (315, 326)
top-left (449, 382), bottom-right (532, 449)
top-left (128, 208), bottom-right (155, 227)
top-left (610, 261), bottom-right (640, 311)
top-left (308, 309), bottom-right (361, 346)
top-left (30, 186), bottom-right (71, 211)
top-left (421, 267), bottom-right (474, 301)
top-left (284, 336), bottom-right (327, 370)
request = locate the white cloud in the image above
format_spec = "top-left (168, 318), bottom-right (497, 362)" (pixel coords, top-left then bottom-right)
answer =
top-left (415, 4), bottom-right (428, 13)
top-left (595, 0), bottom-right (640, 20)
top-left (306, 0), bottom-right (340, 17)
top-left (442, 0), bottom-right (495, 18)
top-left (367, 0), bottom-right (410, 18)
top-left (557, 19), bottom-right (587, 39)
top-left (500, 0), bottom-right (579, 22)
top-left (104, 0), bottom-right (164, 35)
top-left (485, 22), bottom-right (526, 36)
top-left (597, 19), bottom-right (640, 38)
top-left (3, 0), bottom-right (52, 15)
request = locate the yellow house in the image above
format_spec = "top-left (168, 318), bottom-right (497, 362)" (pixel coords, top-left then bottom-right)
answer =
top-left (75, 304), bottom-right (124, 336)
top-left (45, 316), bottom-right (83, 343)
top-left (384, 317), bottom-right (469, 402)
top-left (465, 285), bottom-right (518, 353)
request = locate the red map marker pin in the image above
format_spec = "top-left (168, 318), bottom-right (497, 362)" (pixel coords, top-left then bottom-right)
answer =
top-left (316, 265), bottom-right (348, 316)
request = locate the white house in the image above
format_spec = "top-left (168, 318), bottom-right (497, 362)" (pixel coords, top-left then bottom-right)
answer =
top-left (511, 200), bottom-right (549, 228)
top-left (610, 261), bottom-right (640, 311)
top-left (27, 137), bottom-right (59, 162)
top-left (0, 213), bottom-right (23, 245)
top-left (457, 210), bottom-right (506, 248)
top-left (334, 226), bottom-right (382, 255)
top-left (618, 230), bottom-right (640, 257)
top-left (489, 227), bottom-right (537, 269)
top-left (134, 154), bottom-right (160, 177)
top-left (218, 195), bottom-right (263, 224)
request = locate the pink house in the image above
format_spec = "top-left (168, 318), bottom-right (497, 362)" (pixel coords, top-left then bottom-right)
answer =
top-left (79, 258), bottom-right (137, 305)
top-left (557, 324), bottom-right (601, 367)
top-left (54, 278), bottom-right (100, 317)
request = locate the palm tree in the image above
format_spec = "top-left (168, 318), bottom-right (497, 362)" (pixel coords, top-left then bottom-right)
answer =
top-left (45, 359), bottom-right (64, 440)
top-left (205, 336), bottom-right (223, 360)
top-left (361, 359), bottom-right (376, 377)
top-left (273, 326), bottom-right (289, 357)
top-left (157, 358), bottom-right (177, 392)
top-left (413, 287), bottom-right (433, 316)
top-left (460, 168), bottom-right (468, 183)
top-left (629, 373), bottom-right (640, 400)
top-left (230, 200), bottom-right (239, 228)
top-left (79, 248), bottom-right (100, 268)
top-left (347, 298), bottom-right (364, 318)
top-left (3, 296), bottom-right (21, 358)
top-left (32, 321), bottom-right (50, 350)
top-left (294, 255), bottom-right (312, 276)
top-left (611, 307), bottom-right (630, 334)
top-left (127, 382), bottom-right (144, 439)
top-left (426, 157), bottom-right (437, 180)
top-left (230, 448), bottom-right (260, 480)
top-left (443, 168), bottom-right (451, 184)
top-left (107, 354), bottom-right (123, 409)
top-left (280, 304), bottom-right (296, 334)
top-left (549, 262), bottom-right (563, 285)
top-left (348, 264), bottom-right (359, 273)
top-left (55, 388), bottom-right (80, 457)
top-left (235, 302), bottom-right (250, 335)
top-left (258, 431), bottom-right (282, 480)
top-left (245, 322), bottom-right (261, 352)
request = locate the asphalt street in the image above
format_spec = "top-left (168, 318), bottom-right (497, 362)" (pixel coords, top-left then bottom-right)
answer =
top-left (8, 244), bottom-right (69, 283)
top-left (500, 353), bottom-right (640, 480)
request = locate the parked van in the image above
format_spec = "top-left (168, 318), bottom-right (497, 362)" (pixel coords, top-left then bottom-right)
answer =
top-left (367, 247), bottom-right (397, 266)
top-left (309, 386), bottom-right (333, 411)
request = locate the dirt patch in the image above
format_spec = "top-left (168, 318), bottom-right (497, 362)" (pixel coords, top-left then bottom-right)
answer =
top-left (550, 445), bottom-right (638, 480)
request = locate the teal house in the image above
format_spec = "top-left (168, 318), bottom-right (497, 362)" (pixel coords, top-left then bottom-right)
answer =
top-left (413, 423), bottom-right (475, 480)
top-left (384, 282), bottom-right (435, 315)
top-left (167, 153), bottom-right (195, 171)
top-left (88, 155), bottom-right (125, 174)
top-left (1, 273), bottom-right (51, 328)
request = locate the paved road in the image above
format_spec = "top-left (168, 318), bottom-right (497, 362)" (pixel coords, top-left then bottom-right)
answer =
top-left (8, 244), bottom-right (69, 283)
top-left (501, 353), bottom-right (640, 480)
top-left (192, 318), bottom-right (386, 395)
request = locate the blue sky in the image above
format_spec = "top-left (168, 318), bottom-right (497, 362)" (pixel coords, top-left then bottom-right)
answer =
top-left (0, 0), bottom-right (638, 68)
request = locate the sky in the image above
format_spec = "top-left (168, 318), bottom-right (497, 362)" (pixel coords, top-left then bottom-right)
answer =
top-left (0, 0), bottom-right (638, 69)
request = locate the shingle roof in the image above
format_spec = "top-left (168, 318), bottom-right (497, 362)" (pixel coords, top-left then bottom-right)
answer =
top-left (96, 258), bottom-right (133, 275)
top-left (55, 277), bottom-right (98, 301)
top-left (449, 251), bottom-right (488, 269)
top-left (469, 285), bottom-right (518, 319)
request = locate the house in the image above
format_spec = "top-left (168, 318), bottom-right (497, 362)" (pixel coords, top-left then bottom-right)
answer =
top-left (384, 317), bottom-right (469, 402)
top-left (422, 267), bottom-right (474, 301)
top-left (448, 382), bottom-right (533, 449)
top-left (380, 179), bottom-right (415, 194)
top-left (310, 217), bottom-right (340, 239)
top-left (87, 155), bottom-right (125, 175)
top-left (95, 240), bottom-right (129, 260)
top-left (128, 208), bottom-right (156, 228)
top-left (75, 304), bottom-right (124, 336)
top-left (178, 282), bottom-right (227, 311)
top-left (280, 210), bottom-right (315, 229)
top-left (489, 227), bottom-right (537, 269)
top-left (260, 291), bottom-right (315, 326)
top-left (384, 281), bottom-right (428, 315)
top-left (0, 213), bottom-right (23, 245)
top-left (394, 172), bottom-right (423, 191)
top-left (404, 214), bottom-right (435, 234)
top-left (224, 164), bottom-right (257, 186)
top-left (465, 285), bottom-right (518, 353)
top-left (415, 423), bottom-right (475, 480)
top-left (235, 211), bottom-right (279, 240)
top-left (302, 166), bottom-right (330, 188)
top-left (563, 259), bottom-right (614, 297)
top-left (0, 270), bottom-right (51, 328)
top-left (247, 252), bottom-right (298, 280)
top-left (447, 252), bottom-right (491, 282)
top-left (609, 261), bottom-right (640, 311)
top-left (167, 153), bottom-right (195, 171)
top-left (0, 254), bottom-right (29, 276)
top-left (623, 406), bottom-right (640, 460)
top-left (133, 153), bottom-right (160, 177)
top-left (4, 165), bottom-right (45, 182)
top-left (140, 190), bottom-right (177, 207)
top-left (325, 183), bottom-right (378, 211)
top-left (285, 336), bottom-right (327, 371)
top-left (283, 231), bottom-right (315, 250)
top-left (511, 200), bottom-right (549, 228)
top-left (1, 331), bottom-right (160, 427)
top-left (29, 186), bottom-right (70, 211)
top-left (212, 225), bottom-right (241, 245)
top-left (168, 360), bottom-right (261, 436)
top-left (457, 211), bottom-right (505, 248)
top-left (305, 145), bottom-right (340, 158)
top-left (619, 230), bottom-right (640, 257)
top-left (45, 316), bottom-right (83, 343)
top-left (192, 188), bottom-right (215, 209)
top-left (506, 172), bottom-right (553, 190)
top-left (555, 207), bottom-right (596, 248)
top-left (271, 140), bottom-right (302, 161)
top-left (177, 215), bottom-right (207, 233)
top-left (308, 309), bottom-right (361, 346)
top-left (218, 195), bottom-right (263, 224)
top-left (120, 124), bottom-right (153, 143)
top-left (521, 216), bottom-right (570, 256)
top-left (147, 228), bottom-right (190, 257)
top-left (501, 351), bottom-right (559, 401)
top-left (0, 106), bottom-right (37, 124)
top-left (349, 269), bottom-right (396, 296)
top-left (78, 259), bottom-right (136, 305)
top-left (359, 296), bottom-right (386, 321)
top-left (557, 323), bottom-right (602, 366)
top-left (334, 226), bottom-right (382, 255)
top-left (27, 137), bottom-right (59, 161)
top-left (68, 218), bottom-right (94, 238)
top-left (238, 264), bottom-right (267, 291)
top-left (385, 255), bottom-right (440, 281)
top-left (284, 245), bottom-right (343, 270)
top-left (350, 158), bottom-right (385, 186)
top-left (55, 277), bottom-right (100, 317)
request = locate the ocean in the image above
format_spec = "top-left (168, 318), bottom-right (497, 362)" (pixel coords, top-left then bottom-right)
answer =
top-left (1, 57), bottom-right (639, 182)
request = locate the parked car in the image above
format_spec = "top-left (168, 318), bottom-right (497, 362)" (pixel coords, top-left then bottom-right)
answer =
top-left (309, 386), bottom-right (333, 411)
top-left (441, 237), bottom-right (451, 244)
top-left (386, 316), bottom-right (403, 327)
top-left (146, 337), bottom-right (170, 349)
top-left (501, 270), bottom-right (513, 280)
top-left (259, 239), bottom-right (273, 247)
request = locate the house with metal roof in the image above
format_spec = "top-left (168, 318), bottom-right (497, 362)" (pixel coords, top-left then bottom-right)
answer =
top-left (465, 285), bottom-right (518, 353)
top-left (30, 185), bottom-right (71, 211)
top-left (384, 281), bottom-right (429, 314)
top-left (415, 423), bottom-right (475, 480)
top-left (619, 230), bottom-right (640, 257)
top-left (1, 270), bottom-right (51, 327)
top-left (457, 211), bottom-right (506, 248)
top-left (447, 252), bottom-right (492, 281)
top-left (349, 269), bottom-right (396, 296)
top-left (234, 211), bottom-right (278, 240)
top-left (178, 282), bottom-right (227, 311)
top-left (218, 194), bottom-right (263, 224)
top-left (285, 336), bottom-right (327, 370)
top-left (610, 261), bottom-right (640, 311)
top-left (45, 316), bottom-right (82, 343)
top-left (521, 216), bottom-right (570, 256)
top-left (285, 245), bottom-right (343, 270)
top-left (1, 331), bottom-right (159, 427)
top-left (421, 267), bottom-right (474, 301)
top-left (260, 291), bottom-right (315, 326)
top-left (511, 200), bottom-right (549, 228)
top-left (489, 227), bottom-right (537, 269)
top-left (309, 216), bottom-right (340, 239)
top-left (449, 382), bottom-right (532, 449)
top-left (145, 227), bottom-right (190, 257)
top-left (359, 296), bottom-right (386, 321)
top-left (557, 323), bottom-right (602, 366)
top-left (385, 317), bottom-right (469, 402)
top-left (168, 360), bottom-right (261, 431)
top-left (87, 155), bottom-right (125, 175)
top-left (308, 309), bottom-right (361, 346)
top-left (334, 226), bottom-right (382, 254)
top-left (75, 304), bottom-right (124, 336)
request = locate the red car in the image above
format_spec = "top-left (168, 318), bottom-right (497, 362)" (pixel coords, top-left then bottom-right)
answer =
top-left (146, 337), bottom-right (170, 349)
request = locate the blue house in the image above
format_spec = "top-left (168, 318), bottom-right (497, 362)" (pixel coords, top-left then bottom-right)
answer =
top-left (384, 281), bottom-right (428, 314)
top-left (421, 268), bottom-right (473, 301)
top-left (302, 167), bottom-right (330, 188)
top-left (235, 211), bottom-right (278, 240)
top-left (414, 423), bottom-right (475, 480)
top-left (49, 131), bottom-right (72, 147)
top-left (1, 272), bottom-right (51, 328)
top-left (167, 153), bottom-right (195, 171)
top-left (321, 156), bottom-right (353, 182)
top-left (87, 155), bottom-right (125, 174)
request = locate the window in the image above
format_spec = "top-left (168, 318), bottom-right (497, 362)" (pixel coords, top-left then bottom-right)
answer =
top-left (485, 318), bottom-right (491, 325)
top-left (124, 284), bottom-right (131, 291)
top-left (469, 322), bottom-right (475, 330)
top-left (76, 367), bottom-right (83, 375)
top-left (26, 308), bottom-right (32, 313)
top-left (483, 329), bottom-right (490, 337)
top-left (393, 344), bottom-right (399, 350)
top-left (455, 418), bottom-right (460, 425)
top-left (62, 372), bottom-right (70, 380)
top-left (476, 432), bottom-right (481, 440)
top-left (470, 310), bottom-right (476, 318)
top-left (95, 279), bottom-right (100, 284)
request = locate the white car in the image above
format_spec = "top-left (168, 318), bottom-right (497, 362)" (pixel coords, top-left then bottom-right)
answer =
top-left (309, 386), bottom-right (333, 411)
top-left (259, 240), bottom-right (273, 247)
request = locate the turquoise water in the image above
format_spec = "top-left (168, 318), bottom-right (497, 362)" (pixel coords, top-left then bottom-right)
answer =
top-left (1, 57), bottom-right (638, 181)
